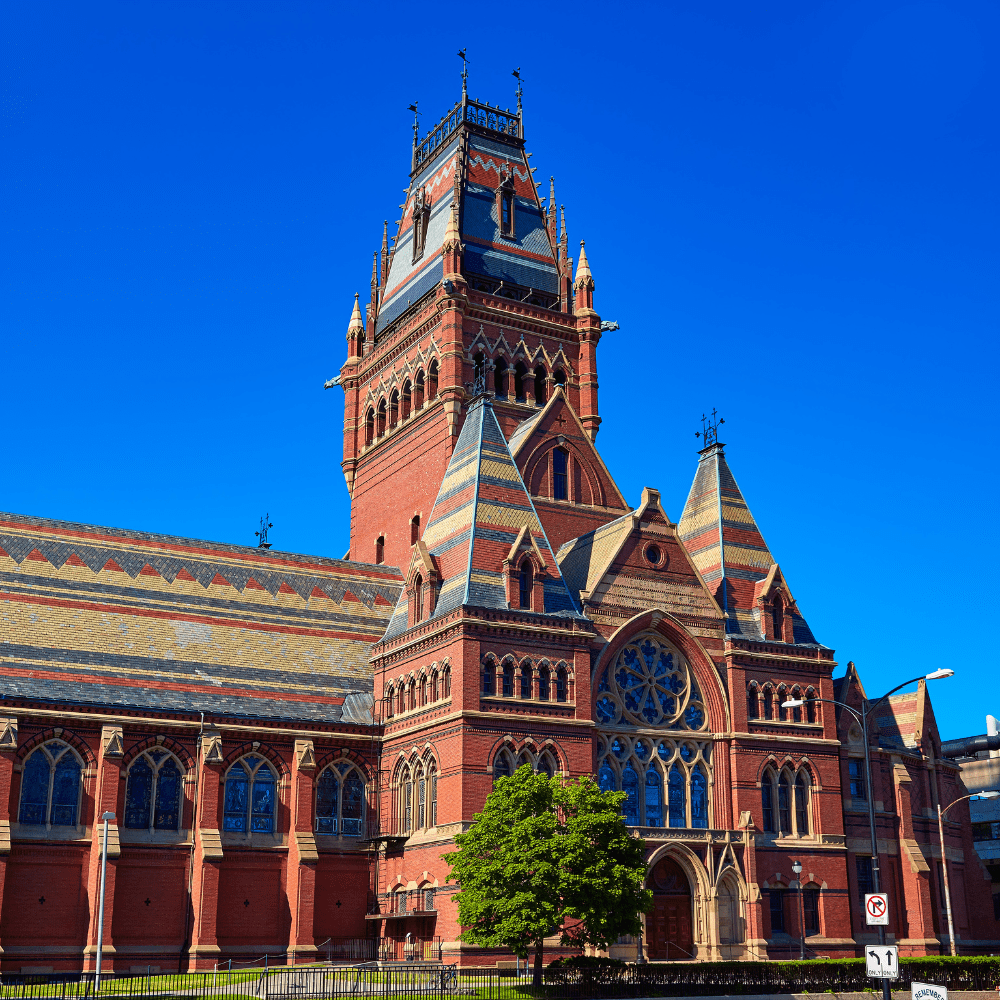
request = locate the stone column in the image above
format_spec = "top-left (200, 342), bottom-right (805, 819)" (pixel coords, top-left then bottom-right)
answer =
top-left (187, 729), bottom-right (224, 970)
top-left (83, 726), bottom-right (124, 973)
top-left (286, 740), bottom-right (319, 965)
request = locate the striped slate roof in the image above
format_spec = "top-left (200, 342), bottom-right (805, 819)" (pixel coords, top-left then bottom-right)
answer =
top-left (0, 512), bottom-right (402, 724)
top-left (677, 443), bottom-right (820, 646)
top-left (380, 394), bottom-right (581, 643)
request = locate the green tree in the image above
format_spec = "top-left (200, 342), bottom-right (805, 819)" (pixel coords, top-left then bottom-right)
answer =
top-left (443, 765), bottom-right (651, 985)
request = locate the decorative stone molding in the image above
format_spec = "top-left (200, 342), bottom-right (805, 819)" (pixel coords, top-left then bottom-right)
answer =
top-left (294, 831), bottom-right (319, 862)
top-left (199, 828), bottom-right (223, 860)
top-left (295, 739), bottom-right (316, 770)
top-left (101, 726), bottom-right (124, 758)
top-left (0, 718), bottom-right (17, 752)
top-left (202, 729), bottom-right (223, 765)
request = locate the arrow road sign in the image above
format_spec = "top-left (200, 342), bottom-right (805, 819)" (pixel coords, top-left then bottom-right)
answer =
top-left (866, 944), bottom-right (900, 980)
top-left (865, 892), bottom-right (889, 926)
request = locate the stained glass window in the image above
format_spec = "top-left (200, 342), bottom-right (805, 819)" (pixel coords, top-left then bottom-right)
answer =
top-left (19, 752), bottom-right (50, 826)
top-left (598, 761), bottom-right (616, 793)
top-left (482, 660), bottom-right (495, 696)
top-left (493, 751), bottom-right (512, 782)
top-left (19, 741), bottom-right (82, 828)
top-left (538, 667), bottom-right (550, 701)
top-left (224, 762), bottom-right (249, 832)
top-left (224, 756), bottom-right (276, 835)
top-left (251, 768), bottom-right (275, 833)
top-left (417, 773), bottom-right (426, 830)
top-left (124, 751), bottom-right (183, 832)
top-left (778, 773), bottom-right (791, 834)
top-left (644, 766), bottom-right (663, 827)
top-left (691, 765), bottom-right (708, 828)
top-left (668, 763), bottom-right (686, 828)
top-left (795, 775), bottom-right (809, 835)
top-left (556, 668), bottom-right (567, 703)
top-left (762, 776), bottom-right (775, 832)
top-left (621, 763), bottom-right (640, 825)
top-left (502, 663), bottom-right (514, 698)
top-left (520, 664), bottom-right (532, 699)
top-left (342, 770), bottom-right (364, 835)
top-left (315, 768), bottom-right (339, 835)
top-left (124, 758), bottom-right (153, 829)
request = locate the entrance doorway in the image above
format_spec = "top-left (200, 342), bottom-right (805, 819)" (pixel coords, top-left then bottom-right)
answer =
top-left (646, 856), bottom-right (693, 961)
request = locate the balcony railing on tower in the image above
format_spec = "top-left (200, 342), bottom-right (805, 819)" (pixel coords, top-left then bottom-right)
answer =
top-left (413, 98), bottom-right (522, 172)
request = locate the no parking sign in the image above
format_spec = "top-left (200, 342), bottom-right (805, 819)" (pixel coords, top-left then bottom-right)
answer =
top-left (865, 892), bottom-right (889, 925)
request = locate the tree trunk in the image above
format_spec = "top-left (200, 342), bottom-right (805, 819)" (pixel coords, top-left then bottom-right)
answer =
top-left (532, 939), bottom-right (544, 987)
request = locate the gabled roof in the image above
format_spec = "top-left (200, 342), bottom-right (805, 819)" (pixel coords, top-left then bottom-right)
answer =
top-left (0, 512), bottom-right (401, 724)
top-left (380, 394), bottom-right (581, 643)
top-left (677, 442), bottom-right (821, 646)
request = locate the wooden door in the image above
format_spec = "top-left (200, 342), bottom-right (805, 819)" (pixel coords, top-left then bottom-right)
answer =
top-left (646, 857), bottom-right (693, 961)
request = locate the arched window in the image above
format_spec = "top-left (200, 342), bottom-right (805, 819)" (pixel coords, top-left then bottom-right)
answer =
top-left (442, 666), bottom-right (451, 698)
top-left (397, 683), bottom-right (405, 716)
top-left (516, 751), bottom-right (532, 773)
top-left (410, 515), bottom-right (420, 545)
top-left (419, 673), bottom-right (427, 706)
top-left (407, 679), bottom-right (416, 712)
top-left (502, 661), bottom-right (515, 698)
top-left (691, 765), bottom-right (708, 829)
top-left (428, 360), bottom-right (438, 399)
top-left (482, 659), bottom-right (495, 696)
top-left (19, 741), bottom-right (82, 827)
top-left (778, 772), bottom-right (792, 834)
top-left (668, 763), bottom-right (685, 828)
top-left (645, 765), bottom-right (663, 827)
top-left (772, 595), bottom-right (784, 641)
top-left (761, 769), bottom-right (776, 833)
top-left (316, 763), bottom-right (366, 837)
top-left (805, 688), bottom-right (817, 724)
top-left (377, 399), bottom-right (386, 437)
top-left (473, 351), bottom-right (485, 385)
top-left (538, 665), bottom-right (550, 701)
top-left (413, 575), bottom-right (423, 623)
top-left (493, 749), bottom-right (512, 782)
top-left (375, 536), bottom-right (384, 565)
top-left (428, 761), bottom-right (438, 827)
top-left (777, 685), bottom-right (788, 722)
top-left (416, 762), bottom-right (426, 830)
top-left (494, 357), bottom-right (508, 397)
top-left (385, 685), bottom-right (395, 719)
top-left (803, 886), bottom-right (820, 936)
top-left (223, 755), bottom-right (276, 835)
top-left (790, 686), bottom-right (802, 723)
top-left (533, 366), bottom-right (547, 405)
top-left (365, 408), bottom-right (375, 446)
top-left (598, 760), bottom-right (616, 793)
top-left (520, 662), bottom-right (532, 699)
top-left (389, 390), bottom-right (399, 429)
top-left (538, 752), bottom-right (556, 778)
top-left (402, 765), bottom-right (413, 834)
top-left (747, 683), bottom-right (759, 721)
top-left (124, 749), bottom-right (183, 832)
top-left (553, 368), bottom-right (566, 388)
top-left (795, 773), bottom-right (810, 836)
top-left (514, 362), bottom-right (527, 401)
top-left (414, 370), bottom-right (425, 410)
top-left (552, 448), bottom-right (568, 501)
top-left (401, 381), bottom-right (412, 421)
top-left (556, 666), bottom-right (568, 702)
top-left (431, 670), bottom-right (439, 702)
top-left (519, 558), bottom-right (533, 609)
top-left (762, 685), bottom-right (774, 721)
top-left (621, 762), bottom-right (640, 825)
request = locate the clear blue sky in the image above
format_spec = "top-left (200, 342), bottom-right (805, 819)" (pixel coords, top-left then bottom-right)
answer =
top-left (4, 2), bottom-right (997, 740)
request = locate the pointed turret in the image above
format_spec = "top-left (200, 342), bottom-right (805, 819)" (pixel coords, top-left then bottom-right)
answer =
top-left (345, 292), bottom-right (364, 360)
top-left (573, 240), bottom-right (595, 313)
top-left (379, 393), bottom-right (580, 644)
top-left (677, 431), bottom-right (820, 646)
top-left (442, 200), bottom-right (462, 278)
top-left (379, 221), bottom-right (389, 295)
top-left (367, 251), bottom-right (379, 339)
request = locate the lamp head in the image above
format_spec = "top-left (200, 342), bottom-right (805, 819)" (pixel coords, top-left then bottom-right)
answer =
top-left (975, 790), bottom-right (1000, 800)
top-left (925, 668), bottom-right (954, 680)
top-left (791, 860), bottom-right (802, 875)
top-left (782, 699), bottom-right (804, 709)
top-left (101, 811), bottom-right (115, 822)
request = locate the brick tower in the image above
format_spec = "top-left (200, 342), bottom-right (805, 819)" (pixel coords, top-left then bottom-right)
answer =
top-left (336, 80), bottom-right (628, 572)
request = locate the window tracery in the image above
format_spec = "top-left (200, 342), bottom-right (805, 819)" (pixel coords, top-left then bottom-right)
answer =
top-left (18, 740), bottom-right (83, 828)
top-left (492, 746), bottom-right (557, 782)
top-left (223, 755), bottom-right (276, 835)
top-left (594, 633), bottom-right (707, 730)
top-left (315, 761), bottom-right (365, 836)
top-left (760, 765), bottom-right (812, 837)
top-left (396, 757), bottom-right (437, 835)
top-left (124, 749), bottom-right (183, 832)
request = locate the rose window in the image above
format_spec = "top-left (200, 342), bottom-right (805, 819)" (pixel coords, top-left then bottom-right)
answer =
top-left (594, 633), bottom-right (707, 730)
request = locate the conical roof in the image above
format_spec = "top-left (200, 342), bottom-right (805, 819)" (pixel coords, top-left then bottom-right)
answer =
top-left (380, 394), bottom-right (580, 643)
top-left (678, 441), bottom-right (820, 645)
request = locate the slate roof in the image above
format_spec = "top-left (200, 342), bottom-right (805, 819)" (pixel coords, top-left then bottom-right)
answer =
top-left (556, 513), bottom-right (632, 605)
top-left (380, 394), bottom-right (581, 643)
top-left (677, 443), bottom-right (821, 646)
top-left (0, 512), bottom-right (402, 724)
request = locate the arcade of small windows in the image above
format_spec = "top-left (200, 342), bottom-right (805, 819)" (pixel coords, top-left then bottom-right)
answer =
top-left (396, 757), bottom-right (438, 835)
top-left (747, 682), bottom-right (818, 724)
top-left (315, 761), bottom-right (366, 837)
top-left (363, 361), bottom-right (439, 448)
top-left (470, 352), bottom-right (570, 405)
top-left (481, 655), bottom-right (570, 703)
top-left (223, 755), bottom-right (277, 835)
top-left (385, 663), bottom-right (451, 718)
top-left (124, 749), bottom-right (184, 832)
top-left (18, 740), bottom-right (84, 828)
top-left (493, 747), bottom-right (558, 781)
top-left (597, 735), bottom-right (711, 829)
top-left (759, 765), bottom-right (813, 837)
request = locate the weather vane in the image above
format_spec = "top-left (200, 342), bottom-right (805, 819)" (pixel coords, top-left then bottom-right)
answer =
top-left (407, 102), bottom-right (420, 142)
top-left (695, 409), bottom-right (725, 448)
top-left (512, 67), bottom-right (522, 115)
top-left (458, 49), bottom-right (468, 98)
top-left (465, 359), bottom-right (495, 399)
top-left (255, 514), bottom-right (273, 549)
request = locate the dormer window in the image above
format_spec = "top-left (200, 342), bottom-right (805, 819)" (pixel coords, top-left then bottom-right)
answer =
top-left (519, 558), bottom-right (533, 610)
top-left (498, 173), bottom-right (516, 239)
top-left (772, 595), bottom-right (785, 642)
top-left (411, 187), bottom-right (430, 262)
top-left (413, 575), bottom-right (423, 623)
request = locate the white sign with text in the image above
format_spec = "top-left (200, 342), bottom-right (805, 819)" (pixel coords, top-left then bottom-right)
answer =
top-left (865, 945), bottom-right (899, 980)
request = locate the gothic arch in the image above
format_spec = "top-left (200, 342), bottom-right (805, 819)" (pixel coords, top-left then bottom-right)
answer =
top-left (221, 742), bottom-right (288, 778)
top-left (523, 437), bottom-right (605, 507)
top-left (123, 735), bottom-right (195, 771)
top-left (17, 728), bottom-right (95, 768)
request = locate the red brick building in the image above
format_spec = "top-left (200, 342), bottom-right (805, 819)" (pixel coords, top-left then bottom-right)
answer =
top-left (1, 84), bottom-right (996, 972)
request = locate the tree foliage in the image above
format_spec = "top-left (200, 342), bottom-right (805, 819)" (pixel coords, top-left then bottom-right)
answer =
top-left (443, 765), bottom-right (651, 984)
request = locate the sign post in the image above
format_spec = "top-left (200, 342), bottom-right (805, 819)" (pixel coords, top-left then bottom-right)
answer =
top-left (865, 893), bottom-right (889, 926)
top-left (866, 945), bottom-right (899, 981)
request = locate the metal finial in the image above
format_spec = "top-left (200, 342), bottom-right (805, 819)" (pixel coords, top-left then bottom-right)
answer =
top-left (458, 49), bottom-right (468, 99)
top-left (513, 67), bottom-right (522, 116)
top-left (465, 359), bottom-right (495, 399)
top-left (407, 102), bottom-right (420, 144)
top-left (255, 514), bottom-right (274, 549)
top-left (695, 408), bottom-right (726, 448)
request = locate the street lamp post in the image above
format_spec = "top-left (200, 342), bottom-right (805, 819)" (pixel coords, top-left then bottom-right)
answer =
top-left (95, 810), bottom-right (115, 993)
top-left (791, 861), bottom-right (805, 960)
top-left (936, 790), bottom-right (1000, 956)
top-left (782, 668), bottom-right (953, 1000)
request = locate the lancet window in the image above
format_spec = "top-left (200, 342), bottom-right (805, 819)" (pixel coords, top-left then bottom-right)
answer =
top-left (595, 736), bottom-right (710, 828)
top-left (18, 740), bottom-right (83, 828)
top-left (223, 755), bottom-right (277, 835)
top-left (315, 762), bottom-right (366, 837)
top-left (494, 357), bottom-right (508, 397)
top-left (396, 757), bottom-right (437, 835)
top-left (124, 749), bottom-right (183, 832)
top-left (533, 366), bottom-right (547, 405)
top-left (760, 764), bottom-right (813, 837)
top-left (493, 747), bottom-right (557, 783)
top-left (428, 360), bottom-right (438, 399)
top-left (552, 448), bottom-right (568, 500)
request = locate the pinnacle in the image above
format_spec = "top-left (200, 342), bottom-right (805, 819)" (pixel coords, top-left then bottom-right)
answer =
top-left (347, 292), bottom-right (364, 335)
top-left (443, 200), bottom-right (461, 248)
top-left (574, 241), bottom-right (593, 287)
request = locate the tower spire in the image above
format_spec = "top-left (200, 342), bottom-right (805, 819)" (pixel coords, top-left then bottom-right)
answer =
top-left (379, 221), bottom-right (389, 295)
